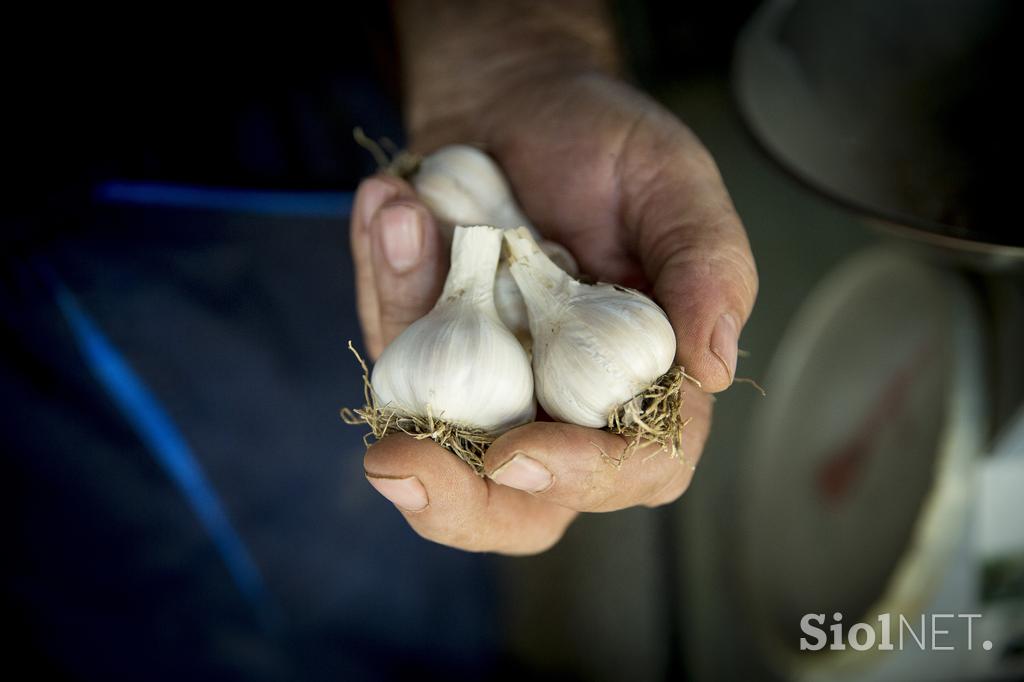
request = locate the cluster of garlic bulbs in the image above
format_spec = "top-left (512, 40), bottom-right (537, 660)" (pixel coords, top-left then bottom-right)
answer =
top-left (357, 145), bottom-right (683, 468)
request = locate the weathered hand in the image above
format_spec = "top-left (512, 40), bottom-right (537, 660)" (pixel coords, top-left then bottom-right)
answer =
top-left (349, 71), bottom-right (757, 555)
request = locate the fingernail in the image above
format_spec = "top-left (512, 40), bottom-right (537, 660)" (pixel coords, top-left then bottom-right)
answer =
top-left (489, 452), bottom-right (553, 493)
top-left (378, 205), bottom-right (423, 274)
top-left (365, 474), bottom-right (429, 512)
top-left (710, 312), bottom-right (739, 382)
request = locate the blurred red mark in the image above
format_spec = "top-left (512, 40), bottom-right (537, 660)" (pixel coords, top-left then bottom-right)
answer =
top-left (817, 343), bottom-right (934, 506)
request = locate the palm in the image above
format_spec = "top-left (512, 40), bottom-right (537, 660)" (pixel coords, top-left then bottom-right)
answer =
top-left (464, 73), bottom-right (707, 292)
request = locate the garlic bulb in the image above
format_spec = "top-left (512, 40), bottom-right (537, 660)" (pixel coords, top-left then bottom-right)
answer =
top-left (411, 144), bottom-right (578, 340)
top-left (412, 144), bottom-right (531, 241)
top-left (504, 227), bottom-right (677, 428)
top-left (371, 225), bottom-right (535, 433)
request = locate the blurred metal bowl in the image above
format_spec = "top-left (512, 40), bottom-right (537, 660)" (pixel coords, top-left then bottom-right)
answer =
top-left (733, 0), bottom-right (1024, 266)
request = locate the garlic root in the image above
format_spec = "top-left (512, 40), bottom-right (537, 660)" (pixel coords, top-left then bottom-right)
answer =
top-left (341, 342), bottom-right (497, 475)
top-left (607, 365), bottom-right (701, 466)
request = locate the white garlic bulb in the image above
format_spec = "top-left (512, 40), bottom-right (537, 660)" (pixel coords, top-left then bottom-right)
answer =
top-left (371, 225), bottom-right (535, 433)
top-left (412, 144), bottom-right (532, 242)
top-left (411, 144), bottom-right (578, 340)
top-left (504, 227), bottom-right (677, 428)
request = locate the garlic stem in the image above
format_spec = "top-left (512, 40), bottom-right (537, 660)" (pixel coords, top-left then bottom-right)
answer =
top-left (440, 224), bottom-right (504, 311)
top-left (505, 227), bottom-right (574, 325)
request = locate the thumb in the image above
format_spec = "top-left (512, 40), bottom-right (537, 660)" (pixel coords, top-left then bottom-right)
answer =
top-left (369, 198), bottom-right (448, 350)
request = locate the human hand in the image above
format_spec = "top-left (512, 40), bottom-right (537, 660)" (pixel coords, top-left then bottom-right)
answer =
top-left (349, 70), bottom-right (757, 555)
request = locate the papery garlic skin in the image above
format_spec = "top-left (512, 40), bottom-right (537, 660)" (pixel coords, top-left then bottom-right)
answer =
top-left (371, 225), bottom-right (535, 433)
top-left (505, 228), bottom-right (676, 428)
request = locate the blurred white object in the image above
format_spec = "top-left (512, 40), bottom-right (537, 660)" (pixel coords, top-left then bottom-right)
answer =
top-left (738, 248), bottom-right (1024, 681)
